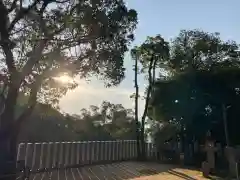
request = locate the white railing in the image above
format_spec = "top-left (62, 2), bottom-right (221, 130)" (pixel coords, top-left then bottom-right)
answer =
top-left (17, 140), bottom-right (157, 171)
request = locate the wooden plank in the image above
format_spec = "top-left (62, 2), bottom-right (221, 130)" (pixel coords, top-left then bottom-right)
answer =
top-left (49, 170), bottom-right (58, 180)
top-left (30, 172), bottom-right (40, 180)
top-left (78, 167), bottom-right (92, 180)
top-left (104, 163), bottom-right (131, 180)
top-left (115, 162), bottom-right (142, 177)
top-left (28, 161), bottom-right (214, 180)
top-left (88, 165), bottom-right (107, 180)
top-left (64, 169), bottom-right (74, 180)
top-left (58, 168), bottom-right (65, 180)
top-left (111, 163), bottom-right (139, 179)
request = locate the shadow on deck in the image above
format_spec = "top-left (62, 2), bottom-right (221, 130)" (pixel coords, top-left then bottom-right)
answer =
top-left (30, 161), bottom-right (217, 180)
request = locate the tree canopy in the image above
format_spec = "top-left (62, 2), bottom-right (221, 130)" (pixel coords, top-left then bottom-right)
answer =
top-left (0, 0), bottom-right (138, 143)
top-left (146, 29), bottom-right (240, 145)
top-left (19, 101), bottom-right (136, 142)
top-left (0, 0), bottom-right (138, 173)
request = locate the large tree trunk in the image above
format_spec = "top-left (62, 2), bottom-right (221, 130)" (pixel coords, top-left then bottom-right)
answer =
top-left (0, 107), bottom-right (34, 180)
top-left (140, 121), bottom-right (145, 160)
top-left (222, 103), bottom-right (230, 146)
top-left (180, 124), bottom-right (185, 153)
top-left (140, 58), bottom-right (156, 160)
top-left (0, 73), bottom-right (39, 179)
top-left (134, 54), bottom-right (141, 159)
top-left (0, 134), bottom-right (17, 180)
top-left (0, 84), bottom-right (19, 180)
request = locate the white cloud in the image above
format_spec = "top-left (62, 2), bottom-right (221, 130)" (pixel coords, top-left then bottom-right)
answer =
top-left (59, 80), bottom-right (145, 116)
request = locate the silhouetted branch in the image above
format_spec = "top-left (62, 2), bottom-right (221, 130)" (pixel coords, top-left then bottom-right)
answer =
top-left (8, 0), bottom-right (39, 32)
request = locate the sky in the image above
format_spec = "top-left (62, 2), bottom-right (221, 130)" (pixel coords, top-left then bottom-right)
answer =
top-left (59, 0), bottom-right (240, 115)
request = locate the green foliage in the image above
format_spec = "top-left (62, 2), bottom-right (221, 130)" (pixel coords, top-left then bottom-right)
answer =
top-left (0, 0), bottom-right (138, 124)
top-left (169, 29), bottom-right (239, 72)
top-left (131, 35), bottom-right (170, 73)
top-left (19, 101), bottom-right (136, 142)
top-left (147, 29), bottom-right (240, 145)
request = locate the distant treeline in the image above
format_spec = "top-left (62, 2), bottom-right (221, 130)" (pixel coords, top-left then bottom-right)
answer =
top-left (18, 101), bottom-right (137, 142)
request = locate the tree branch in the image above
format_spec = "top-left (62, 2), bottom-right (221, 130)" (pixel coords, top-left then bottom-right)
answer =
top-left (0, 0), bottom-right (17, 75)
top-left (20, 39), bottom-right (47, 80)
top-left (20, 13), bottom-right (72, 81)
top-left (12, 75), bottom-right (42, 132)
top-left (8, 0), bottom-right (39, 32)
top-left (141, 57), bottom-right (154, 123)
top-left (8, 0), bottom-right (18, 13)
top-left (1, 43), bottom-right (17, 75)
top-left (13, 55), bottom-right (81, 128)
top-left (14, 87), bottom-right (37, 128)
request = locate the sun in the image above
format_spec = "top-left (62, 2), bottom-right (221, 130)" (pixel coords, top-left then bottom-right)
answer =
top-left (54, 74), bottom-right (74, 84)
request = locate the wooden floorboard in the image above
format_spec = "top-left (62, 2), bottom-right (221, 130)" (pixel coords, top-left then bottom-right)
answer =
top-left (29, 161), bottom-right (220, 180)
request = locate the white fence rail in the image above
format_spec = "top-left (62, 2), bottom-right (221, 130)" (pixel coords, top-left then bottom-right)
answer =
top-left (17, 140), bottom-right (157, 171)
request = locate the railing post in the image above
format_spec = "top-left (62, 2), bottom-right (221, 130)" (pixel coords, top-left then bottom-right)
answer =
top-left (116, 140), bottom-right (119, 161)
top-left (134, 140), bottom-right (137, 158)
top-left (111, 141), bottom-right (114, 161)
top-left (108, 141), bottom-right (111, 162)
top-left (132, 140), bottom-right (135, 159)
top-left (65, 142), bottom-right (70, 167)
top-left (31, 143), bottom-right (37, 170)
top-left (17, 143), bottom-right (26, 163)
top-left (134, 140), bottom-right (136, 158)
top-left (70, 142), bottom-right (76, 166)
top-left (112, 141), bottom-right (115, 161)
top-left (118, 140), bottom-right (121, 160)
top-left (25, 143), bottom-right (32, 168)
top-left (155, 144), bottom-right (158, 160)
top-left (80, 141), bottom-right (84, 165)
top-left (127, 140), bottom-right (130, 160)
top-left (96, 141), bottom-right (100, 162)
top-left (149, 143), bottom-right (152, 159)
top-left (82, 141), bottom-right (86, 164)
top-left (76, 142), bottom-right (80, 165)
top-left (121, 140), bottom-right (124, 160)
top-left (91, 141), bottom-right (96, 164)
top-left (99, 141), bottom-right (103, 162)
top-left (104, 141), bottom-right (107, 162)
top-left (46, 142), bottom-right (52, 169)
top-left (35, 143), bottom-right (42, 171)
top-left (125, 140), bottom-right (128, 160)
top-left (124, 140), bottom-right (127, 160)
top-left (151, 143), bottom-right (154, 159)
top-left (39, 143), bottom-right (47, 170)
top-left (88, 141), bottom-right (92, 164)
top-left (129, 140), bottom-right (132, 159)
top-left (86, 141), bottom-right (90, 164)
top-left (59, 142), bottom-right (64, 168)
top-left (52, 142), bottom-right (59, 168)
top-left (145, 142), bottom-right (147, 159)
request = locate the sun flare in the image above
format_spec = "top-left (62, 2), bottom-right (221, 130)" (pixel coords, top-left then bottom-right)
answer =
top-left (54, 75), bottom-right (74, 84)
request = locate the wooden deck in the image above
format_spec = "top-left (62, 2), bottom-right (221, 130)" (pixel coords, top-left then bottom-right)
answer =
top-left (29, 161), bottom-right (220, 180)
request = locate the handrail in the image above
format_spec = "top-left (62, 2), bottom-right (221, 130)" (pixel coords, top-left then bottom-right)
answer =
top-left (17, 140), bottom-right (157, 171)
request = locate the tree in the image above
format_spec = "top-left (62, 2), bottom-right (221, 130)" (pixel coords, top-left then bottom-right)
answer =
top-left (131, 35), bottom-right (169, 158)
top-left (73, 101), bottom-right (137, 140)
top-left (18, 101), bottom-right (137, 142)
top-left (130, 48), bottom-right (141, 159)
top-left (0, 0), bottom-right (137, 176)
top-left (19, 104), bottom-right (79, 142)
top-left (148, 30), bottom-right (240, 147)
top-left (151, 69), bottom-right (240, 144)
